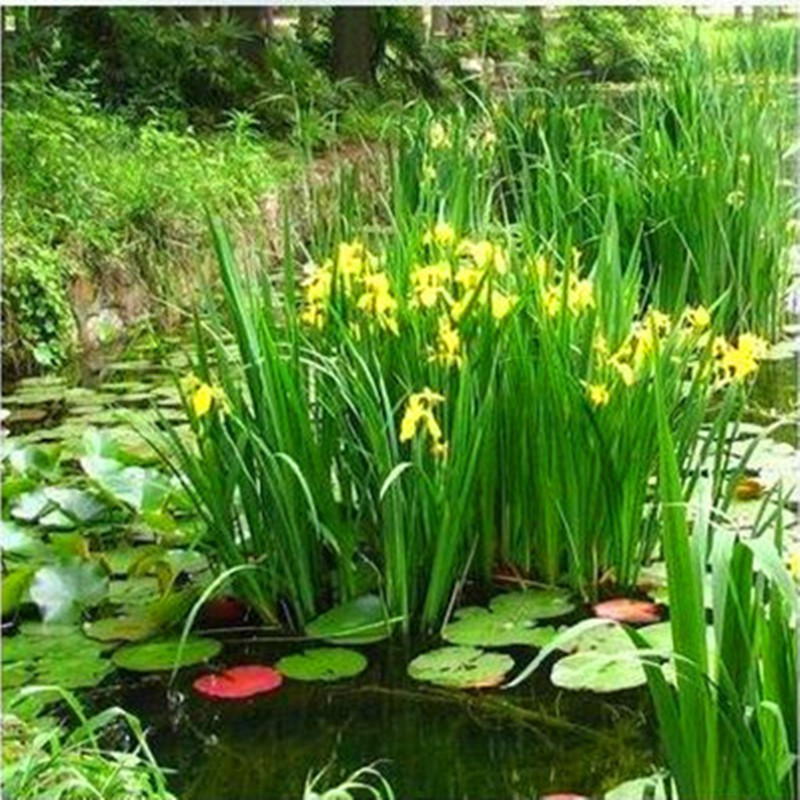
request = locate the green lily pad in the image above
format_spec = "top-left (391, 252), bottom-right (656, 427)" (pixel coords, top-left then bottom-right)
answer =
top-left (557, 621), bottom-right (637, 654)
top-left (604, 774), bottom-right (669, 800)
top-left (276, 647), bottom-right (368, 682)
top-left (37, 509), bottom-right (77, 531)
top-left (108, 576), bottom-right (163, 609)
top-left (443, 606), bottom-right (558, 648)
top-left (0, 521), bottom-right (46, 559)
top-left (44, 487), bottom-right (108, 523)
top-left (112, 636), bottom-right (222, 672)
top-left (35, 654), bottom-right (115, 689)
top-left (84, 614), bottom-right (160, 643)
top-left (408, 646), bottom-right (514, 689)
top-left (489, 588), bottom-right (575, 620)
top-left (29, 562), bottom-right (108, 623)
top-left (11, 490), bottom-right (52, 523)
top-left (306, 595), bottom-right (392, 644)
top-left (80, 456), bottom-right (172, 513)
top-left (551, 650), bottom-right (647, 693)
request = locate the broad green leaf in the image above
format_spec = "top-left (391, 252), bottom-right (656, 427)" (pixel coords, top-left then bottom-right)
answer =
top-left (489, 588), bottom-right (575, 620)
top-left (306, 594), bottom-right (392, 644)
top-left (276, 647), bottom-right (368, 682)
top-left (551, 651), bottom-right (647, 693)
top-left (10, 489), bottom-right (52, 523)
top-left (604, 774), bottom-right (669, 799)
top-left (84, 614), bottom-right (160, 643)
top-left (443, 606), bottom-right (559, 648)
top-left (29, 562), bottom-right (108, 622)
top-left (112, 636), bottom-right (222, 672)
top-left (408, 646), bottom-right (514, 688)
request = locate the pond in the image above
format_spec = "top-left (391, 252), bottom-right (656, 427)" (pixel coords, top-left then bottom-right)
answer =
top-left (118, 638), bottom-right (656, 800)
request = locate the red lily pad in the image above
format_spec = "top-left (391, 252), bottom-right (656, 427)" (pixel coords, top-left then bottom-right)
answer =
top-left (193, 665), bottom-right (283, 700)
top-left (593, 598), bottom-right (661, 624)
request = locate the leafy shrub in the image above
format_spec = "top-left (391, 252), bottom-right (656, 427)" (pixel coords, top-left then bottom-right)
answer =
top-left (549, 7), bottom-right (682, 81)
top-left (2, 76), bottom-right (296, 376)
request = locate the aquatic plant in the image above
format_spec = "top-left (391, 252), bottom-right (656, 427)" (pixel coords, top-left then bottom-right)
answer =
top-left (3, 686), bottom-right (175, 800)
top-left (303, 761), bottom-right (395, 800)
top-left (162, 209), bottom-right (761, 633)
top-left (634, 359), bottom-right (797, 799)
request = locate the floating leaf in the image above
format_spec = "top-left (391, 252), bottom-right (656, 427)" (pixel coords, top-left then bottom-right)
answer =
top-left (1, 522), bottom-right (47, 559)
top-left (408, 646), bottom-right (514, 689)
top-left (37, 509), bottom-right (77, 531)
top-left (81, 456), bottom-right (172, 513)
top-left (603, 774), bottom-right (669, 799)
top-left (113, 636), bottom-right (221, 672)
top-left (29, 562), bottom-right (108, 623)
top-left (490, 588), bottom-right (575, 620)
top-left (551, 650), bottom-right (647, 693)
top-left (276, 648), bottom-right (367, 682)
top-left (443, 606), bottom-right (558, 648)
top-left (558, 621), bottom-right (636, 654)
top-left (44, 487), bottom-right (108, 523)
top-left (593, 599), bottom-right (661, 624)
top-left (193, 665), bottom-right (283, 699)
top-left (10, 490), bottom-right (52, 523)
top-left (306, 594), bottom-right (392, 644)
top-left (84, 615), bottom-right (160, 643)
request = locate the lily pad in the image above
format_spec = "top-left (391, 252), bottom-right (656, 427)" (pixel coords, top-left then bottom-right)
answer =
top-left (276, 647), bottom-right (367, 682)
top-left (29, 562), bottom-right (108, 623)
top-left (84, 614), bottom-right (160, 643)
top-left (80, 456), bottom-right (172, 513)
top-left (557, 621), bottom-right (636, 655)
top-left (11, 490), bottom-right (52, 523)
top-left (603, 774), bottom-right (669, 800)
top-left (44, 487), bottom-right (108, 523)
top-left (112, 636), bottom-right (222, 672)
top-left (443, 606), bottom-right (558, 648)
top-left (193, 665), bottom-right (283, 700)
top-left (489, 588), bottom-right (575, 620)
top-left (306, 594), bottom-right (392, 644)
top-left (407, 646), bottom-right (514, 689)
top-left (551, 650), bottom-right (647, 693)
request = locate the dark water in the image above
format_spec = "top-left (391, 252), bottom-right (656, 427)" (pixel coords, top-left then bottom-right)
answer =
top-left (118, 638), bottom-right (656, 800)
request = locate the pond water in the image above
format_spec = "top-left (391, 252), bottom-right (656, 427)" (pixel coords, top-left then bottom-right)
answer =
top-left (118, 638), bottom-right (656, 800)
top-left (3, 326), bottom-right (797, 800)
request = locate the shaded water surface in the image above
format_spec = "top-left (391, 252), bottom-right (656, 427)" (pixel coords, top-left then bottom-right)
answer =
top-left (119, 639), bottom-right (656, 800)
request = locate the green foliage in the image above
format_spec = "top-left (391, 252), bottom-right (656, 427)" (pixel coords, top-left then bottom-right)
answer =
top-left (3, 687), bottom-right (176, 800)
top-left (549, 7), bottom-right (682, 82)
top-left (2, 75), bottom-right (294, 376)
top-left (2, 237), bottom-right (75, 372)
top-left (630, 364), bottom-right (797, 798)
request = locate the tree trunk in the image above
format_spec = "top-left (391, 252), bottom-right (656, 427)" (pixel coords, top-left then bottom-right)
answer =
top-left (230, 7), bottom-right (269, 66)
top-left (431, 7), bottom-right (449, 37)
top-left (331, 7), bottom-right (377, 84)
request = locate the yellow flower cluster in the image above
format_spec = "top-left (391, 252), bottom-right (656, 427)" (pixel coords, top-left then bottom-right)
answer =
top-left (712, 332), bottom-right (768, 385)
top-left (399, 388), bottom-right (448, 457)
top-left (430, 316), bottom-right (463, 368)
top-left (542, 273), bottom-right (596, 318)
top-left (410, 262), bottom-right (451, 309)
top-left (300, 239), bottom-right (399, 335)
top-left (181, 375), bottom-right (228, 418)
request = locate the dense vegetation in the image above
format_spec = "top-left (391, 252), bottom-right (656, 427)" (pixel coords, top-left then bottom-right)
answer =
top-left (2, 7), bottom-right (798, 800)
